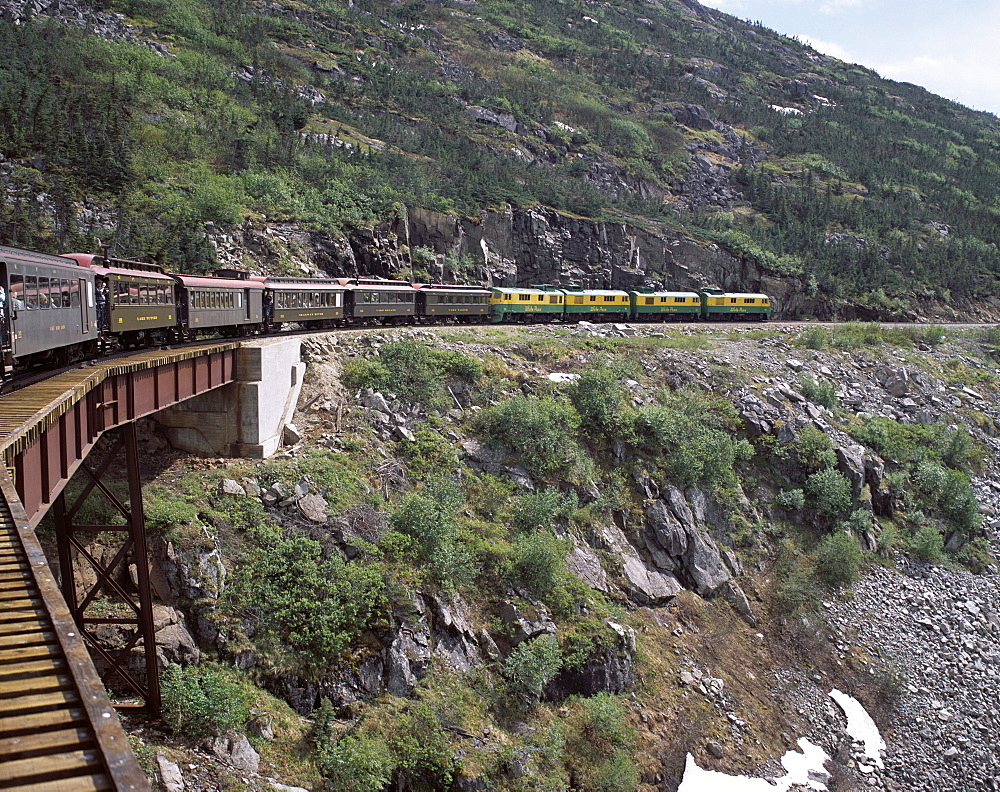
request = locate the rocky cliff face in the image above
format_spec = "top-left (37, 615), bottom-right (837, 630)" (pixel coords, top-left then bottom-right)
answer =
top-left (202, 205), bottom-right (831, 320)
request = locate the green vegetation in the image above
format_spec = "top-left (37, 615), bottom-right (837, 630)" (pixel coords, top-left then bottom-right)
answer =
top-left (227, 533), bottom-right (388, 675)
top-left (477, 395), bottom-right (583, 479)
top-left (161, 664), bottom-right (251, 738)
top-left (343, 340), bottom-right (481, 408)
top-left (631, 389), bottom-right (752, 492)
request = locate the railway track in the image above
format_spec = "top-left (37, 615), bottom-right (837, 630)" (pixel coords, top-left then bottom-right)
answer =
top-left (0, 469), bottom-right (148, 791)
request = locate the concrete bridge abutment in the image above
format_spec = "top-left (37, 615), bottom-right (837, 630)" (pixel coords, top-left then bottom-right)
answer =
top-left (157, 337), bottom-right (304, 458)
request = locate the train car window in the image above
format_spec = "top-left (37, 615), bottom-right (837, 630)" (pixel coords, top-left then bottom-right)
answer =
top-left (336, 293), bottom-right (343, 308)
top-left (11, 275), bottom-right (25, 310)
top-left (70, 279), bottom-right (80, 308)
top-left (730, 298), bottom-right (737, 304)
top-left (745, 298), bottom-right (755, 304)
top-left (36, 277), bottom-right (49, 309)
top-left (61, 279), bottom-right (71, 307)
top-left (24, 275), bottom-right (38, 311)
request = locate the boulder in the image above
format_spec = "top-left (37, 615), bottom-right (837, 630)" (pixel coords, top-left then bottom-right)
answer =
top-left (204, 734), bottom-right (260, 773)
top-left (682, 531), bottom-right (731, 597)
top-left (497, 600), bottom-right (557, 644)
top-left (297, 493), bottom-right (328, 523)
top-left (545, 620), bottom-right (636, 700)
top-left (566, 544), bottom-right (610, 592)
top-left (156, 753), bottom-right (184, 792)
top-left (622, 557), bottom-right (681, 605)
top-left (386, 628), bottom-right (432, 696)
top-left (645, 500), bottom-right (688, 557)
top-left (155, 622), bottom-right (200, 667)
top-left (219, 478), bottom-right (245, 497)
top-left (836, 444), bottom-right (868, 503)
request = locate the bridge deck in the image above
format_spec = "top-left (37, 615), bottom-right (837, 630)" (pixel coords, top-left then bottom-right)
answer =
top-left (0, 469), bottom-right (147, 791)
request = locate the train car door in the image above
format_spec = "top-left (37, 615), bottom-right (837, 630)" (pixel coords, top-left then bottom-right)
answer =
top-left (80, 278), bottom-right (91, 334)
top-left (0, 261), bottom-right (11, 357)
top-left (244, 288), bottom-right (251, 321)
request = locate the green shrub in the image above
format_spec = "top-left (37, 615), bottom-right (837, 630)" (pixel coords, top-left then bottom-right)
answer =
top-left (397, 424), bottom-right (458, 479)
top-left (161, 664), bottom-right (250, 738)
top-left (814, 532), bottom-right (863, 589)
top-left (313, 699), bottom-right (452, 791)
top-left (910, 524), bottom-right (944, 562)
top-left (342, 357), bottom-right (391, 393)
top-left (785, 424), bottom-right (837, 473)
top-left (310, 698), bottom-right (389, 791)
top-left (568, 368), bottom-right (632, 437)
top-left (632, 390), bottom-right (751, 491)
top-left (849, 418), bottom-right (979, 471)
top-left (228, 535), bottom-right (387, 673)
top-left (511, 488), bottom-right (578, 532)
top-left (342, 340), bottom-right (481, 407)
top-left (513, 530), bottom-right (570, 606)
top-left (477, 396), bottom-right (582, 478)
top-left (390, 475), bottom-right (475, 589)
top-left (502, 635), bottom-right (563, 705)
top-left (805, 468), bottom-right (853, 518)
top-left (144, 484), bottom-right (200, 533)
top-left (911, 461), bottom-right (982, 536)
top-left (563, 695), bottom-right (638, 792)
top-left (800, 326), bottom-right (828, 350)
top-left (775, 489), bottom-right (805, 510)
top-left (777, 568), bottom-right (821, 614)
top-left (799, 376), bottom-right (838, 410)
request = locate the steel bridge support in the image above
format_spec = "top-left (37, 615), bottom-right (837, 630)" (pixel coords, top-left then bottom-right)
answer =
top-left (52, 421), bottom-right (161, 715)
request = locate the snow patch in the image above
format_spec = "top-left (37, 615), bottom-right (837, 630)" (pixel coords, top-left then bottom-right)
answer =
top-left (769, 105), bottom-right (804, 116)
top-left (677, 738), bottom-right (829, 792)
top-left (830, 689), bottom-right (886, 769)
top-left (547, 373), bottom-right (580, 383)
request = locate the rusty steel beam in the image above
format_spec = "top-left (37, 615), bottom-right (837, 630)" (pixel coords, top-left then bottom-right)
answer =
top-left (0, 344), bottom-right (237, 527)
top-left (53, 423), bottom-right (160, 714)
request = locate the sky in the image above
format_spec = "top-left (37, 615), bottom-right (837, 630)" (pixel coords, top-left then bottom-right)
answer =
top-left (697, 0), bottom-right (1000, 116)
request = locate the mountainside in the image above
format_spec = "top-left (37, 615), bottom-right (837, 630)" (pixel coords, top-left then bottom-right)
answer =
top-left (1, 0), bottom-right (999, 317)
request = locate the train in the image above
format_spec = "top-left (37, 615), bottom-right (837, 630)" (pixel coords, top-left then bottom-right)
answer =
top-left (0, 243), bottom-right (770, 380)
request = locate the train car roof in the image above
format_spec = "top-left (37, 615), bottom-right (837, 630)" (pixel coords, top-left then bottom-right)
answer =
top-left (705, 292), bottom-right (769, 299)
top-left (558, 288), bottom-right (630, 297)
top-left (61, 253), bottom-right (175, 283)
top-left (265, 277), bottom-right (346, 288)
top-left (173, 274), bottom-right (265, 290)
top-left (629, 290), bottom-right (701, 297)
top-left (489, 287), bottom-right (549, 295)
top-left (414, 283), bottom-right (491, 293)
top-left (62, 253), bottom-right (167, 274)
top-left (0, 244), bottom-right (83, 268)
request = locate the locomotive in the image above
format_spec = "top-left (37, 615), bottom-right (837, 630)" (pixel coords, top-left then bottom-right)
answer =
top-left (0, 243), bottom-right (770, 381)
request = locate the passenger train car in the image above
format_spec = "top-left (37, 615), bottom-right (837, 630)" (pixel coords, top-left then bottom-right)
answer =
top-left (0, 242), bottom-right (770, 383)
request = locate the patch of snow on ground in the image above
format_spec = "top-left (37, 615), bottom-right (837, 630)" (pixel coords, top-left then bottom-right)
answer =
top-left (677, 738), bottom-right (829, 792)
top-left (830, 688), bottom-right (886, 768)
top-left (547, 373), bottom-right (580, 383)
